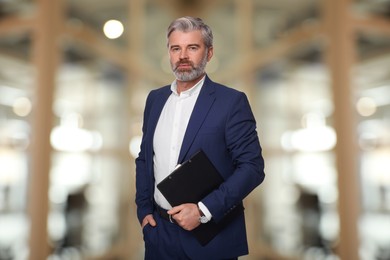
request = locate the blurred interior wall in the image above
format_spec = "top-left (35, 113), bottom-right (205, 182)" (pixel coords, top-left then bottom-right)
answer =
top-left (0, 0), bottom-right (390, 259)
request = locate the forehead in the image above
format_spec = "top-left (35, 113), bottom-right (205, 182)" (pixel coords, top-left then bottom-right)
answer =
top-left (168, 30), bottom-right (204, 47)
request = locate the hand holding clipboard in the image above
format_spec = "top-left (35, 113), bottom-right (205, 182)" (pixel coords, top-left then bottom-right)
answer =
top-left (157, 150), bottom-right (244, 246)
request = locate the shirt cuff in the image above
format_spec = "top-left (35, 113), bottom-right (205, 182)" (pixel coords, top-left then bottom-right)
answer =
top-left (198, 202), bottom-right (212, 221)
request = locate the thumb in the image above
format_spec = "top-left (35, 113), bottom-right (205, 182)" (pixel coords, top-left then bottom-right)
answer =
top-left (167, 205), bottom-right (182, 215)
top-left (149, 216), bottom-right (157, 227)
top-left (142, 214), bottom-right (157, 227)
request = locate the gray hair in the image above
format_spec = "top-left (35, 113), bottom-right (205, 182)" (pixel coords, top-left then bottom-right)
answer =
top-left (167, 16), bottom-right (213, 48)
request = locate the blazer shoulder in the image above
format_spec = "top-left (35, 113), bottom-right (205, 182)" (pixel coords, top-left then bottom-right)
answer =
top-left (149, 85), bottom-right (171, 96)
top-left (146, 85), bottom-right (171, 102)
top-left (205, 76), bottom-right (245, 97)
top-left (208, 81), bottom-right (247, 101)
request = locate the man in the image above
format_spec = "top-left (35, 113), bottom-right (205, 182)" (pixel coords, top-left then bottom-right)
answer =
top-left (135, 16), bottom-right (265, 260)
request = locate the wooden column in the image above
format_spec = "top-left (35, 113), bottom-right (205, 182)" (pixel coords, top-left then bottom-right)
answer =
top-left (127, 0), bottom-right (145, 258)
top-left (235, 0), bottom-right (256, 97)
top-left (322, 0), bottom-right (360, 259)
top-left (235, 1), bottom-right (267, 259)
top-left (28, 0), bottom-right (63, 259)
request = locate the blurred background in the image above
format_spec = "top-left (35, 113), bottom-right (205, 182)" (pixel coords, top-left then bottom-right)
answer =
top-left (0, 0), bottom-right (390, 259)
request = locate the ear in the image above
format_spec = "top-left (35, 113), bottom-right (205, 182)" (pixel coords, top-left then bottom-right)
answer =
top-left (207, 46), bottom-right (214, 62)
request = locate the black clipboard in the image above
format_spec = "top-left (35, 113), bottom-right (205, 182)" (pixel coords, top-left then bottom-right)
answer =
top-left (157, 150), bottom-right (244, 246)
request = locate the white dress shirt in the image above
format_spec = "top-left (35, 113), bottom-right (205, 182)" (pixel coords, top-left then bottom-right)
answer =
top-left (153, 76), bottom-right (211, 221)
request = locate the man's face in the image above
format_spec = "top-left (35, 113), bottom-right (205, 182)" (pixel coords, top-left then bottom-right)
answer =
top-left (168, 30), bottom-right (213, 82)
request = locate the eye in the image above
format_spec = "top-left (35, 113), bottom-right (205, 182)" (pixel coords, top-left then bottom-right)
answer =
top-left (170, 47), bottom-right (180, 52)
top-left (189, 46), bottom-right (198, 51)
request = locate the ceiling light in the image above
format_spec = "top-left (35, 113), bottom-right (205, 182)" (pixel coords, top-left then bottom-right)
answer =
top-left (103, 19), bottom-right (124, 39)
top-left (13, 97), bottom-right (32, 117)
top-left (356, 97), bottom-right (377, 117)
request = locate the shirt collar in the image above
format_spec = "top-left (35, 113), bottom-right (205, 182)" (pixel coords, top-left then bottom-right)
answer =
top-left (170, 75), bottom-right (206, 97)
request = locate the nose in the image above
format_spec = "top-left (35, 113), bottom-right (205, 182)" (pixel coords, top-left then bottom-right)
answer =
top-left (179, 49), bottom-right (188, 59)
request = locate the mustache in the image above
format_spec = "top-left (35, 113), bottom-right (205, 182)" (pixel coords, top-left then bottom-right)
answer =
top-left (174, 60), bottom-right (194, 70)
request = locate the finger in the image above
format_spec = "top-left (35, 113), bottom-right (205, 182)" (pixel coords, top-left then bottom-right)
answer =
top-left (142, 214), bottom-right (157, 228)
top-left (149, 216), bottom-right (157, 227)
top-left (141, 220), bottom-right (148, 228)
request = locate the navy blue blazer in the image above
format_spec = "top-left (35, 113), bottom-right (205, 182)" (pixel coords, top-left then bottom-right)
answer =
top-left (135, 75), bottom-right (265, 259)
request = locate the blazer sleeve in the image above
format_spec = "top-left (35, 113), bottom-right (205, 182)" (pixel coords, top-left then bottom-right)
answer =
top-left (201, 92), bottom-right (265, 222)
top-left (135, 91), bottom-right (155, 224)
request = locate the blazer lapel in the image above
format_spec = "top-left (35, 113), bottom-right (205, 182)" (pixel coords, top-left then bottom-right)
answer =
top-left (178, 76), bottom-right (216, 163)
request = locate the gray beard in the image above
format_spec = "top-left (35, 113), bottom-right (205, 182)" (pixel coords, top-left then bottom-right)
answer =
top-left (174, 67), bottom-right (203, 81)
top-left (172, 53), bottom-right (208, 82)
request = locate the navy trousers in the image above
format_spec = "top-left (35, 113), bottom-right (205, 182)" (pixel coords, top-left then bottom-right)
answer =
top-left (142, 211), bottom-right (238, 260)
